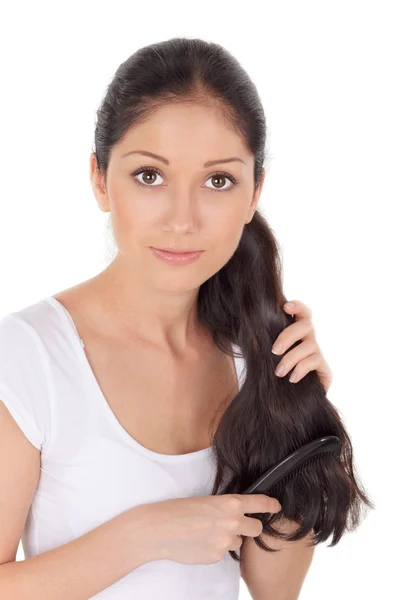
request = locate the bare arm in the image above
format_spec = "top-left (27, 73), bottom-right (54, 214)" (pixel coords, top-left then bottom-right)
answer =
top-left (0, 502), bottom-right (161, 600)
top-left (0, 504), bottom-right (162, 600)
top-left (240, 518), bottom-right (315, 600)
top-left (0, 399), bottom-right (164, 600)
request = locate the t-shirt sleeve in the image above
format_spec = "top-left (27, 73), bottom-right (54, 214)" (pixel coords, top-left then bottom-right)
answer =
top-left (0, 313), bottom-right (51, 451)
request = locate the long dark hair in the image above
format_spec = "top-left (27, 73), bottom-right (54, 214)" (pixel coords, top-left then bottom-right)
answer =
top-left (93, 36), bottom-right (374, 563)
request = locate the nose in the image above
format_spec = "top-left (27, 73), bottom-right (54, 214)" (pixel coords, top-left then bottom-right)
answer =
top-left (164, 188), bottom-right (199, 232)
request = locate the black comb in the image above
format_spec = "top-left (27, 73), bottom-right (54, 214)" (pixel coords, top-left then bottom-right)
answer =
top-left (242, 435), bottom-right (341, 517)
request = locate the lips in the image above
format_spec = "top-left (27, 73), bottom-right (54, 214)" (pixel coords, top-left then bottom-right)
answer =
top-left (150, 247), bottom-right (204, 264)
top-left (152, 247), bottom-right (203, 254)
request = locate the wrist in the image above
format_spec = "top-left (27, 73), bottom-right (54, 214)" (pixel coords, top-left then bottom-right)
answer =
top-left (128, 502), bottom-right (169, 565)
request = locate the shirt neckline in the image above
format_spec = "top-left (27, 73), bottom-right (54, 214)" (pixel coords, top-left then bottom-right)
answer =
top-left (44, 295), bottom-right (242, 463)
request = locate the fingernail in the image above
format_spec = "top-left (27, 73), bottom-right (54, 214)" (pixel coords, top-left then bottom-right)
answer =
top-left (275, 364), bottom-right (285, 376)
top-left (272, 343), bottom-right (283, 355)
top-left (285, 302), bottom-right (295, 309)
top-left (289, 373), bottom-right (298, 382)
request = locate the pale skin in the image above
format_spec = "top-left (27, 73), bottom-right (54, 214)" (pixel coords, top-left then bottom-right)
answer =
top-left (0, 101), bottom-right (330, 599)
top-left (89, 104), bottom-right (329, 598)
top-left (273, 300), bottom-right (333, 392)
top-left (89, 100), bottom-right (333, 390)
top-left (89, 101), bottom-right (263, 354)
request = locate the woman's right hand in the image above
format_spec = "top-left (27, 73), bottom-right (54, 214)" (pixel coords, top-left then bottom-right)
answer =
top-left (148, 493), bottom-right (282, 565)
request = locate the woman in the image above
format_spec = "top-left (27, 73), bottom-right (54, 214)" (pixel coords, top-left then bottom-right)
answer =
top-left (0, 37), bottom-right (372, 600)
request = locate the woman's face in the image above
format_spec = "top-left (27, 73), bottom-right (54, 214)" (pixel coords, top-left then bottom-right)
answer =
top-left (90, 102), bottom-right (265, 292)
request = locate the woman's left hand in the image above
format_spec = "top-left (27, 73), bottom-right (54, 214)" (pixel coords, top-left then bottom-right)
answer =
top-left (271, 300), bottom-right (333, 393)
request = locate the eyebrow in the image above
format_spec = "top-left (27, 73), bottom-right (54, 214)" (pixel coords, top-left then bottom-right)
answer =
top-left (121, 149), bottom-right (246, 167)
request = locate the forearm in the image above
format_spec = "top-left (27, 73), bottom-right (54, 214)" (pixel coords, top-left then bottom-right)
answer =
top-left (247, 546), bottom-right (314, 600)
top-left (0, 503), bottom-right (161, 600)
top-left (242, 523), bottom-right (315, 600)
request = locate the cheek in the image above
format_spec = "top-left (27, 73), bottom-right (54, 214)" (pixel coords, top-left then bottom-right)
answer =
top-left (211, 212), bottom-right (246, 259)
top-left (110, 200), bottom-right (136, 236)
top-left (109, 184), bottom-right (153, 240)
top-left (107, 179), bottom-right (135, 232)
top-left (109, 199), bottom-right (150, 252)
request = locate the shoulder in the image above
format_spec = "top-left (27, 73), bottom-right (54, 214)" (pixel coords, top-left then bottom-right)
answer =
top-left (0, 301), bottom-right (55, 451)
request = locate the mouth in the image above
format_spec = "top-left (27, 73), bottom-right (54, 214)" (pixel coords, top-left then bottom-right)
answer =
top-left (151, 247), bottom-right (204, 254)
top-left (150, 247), bottom-right (204, 264)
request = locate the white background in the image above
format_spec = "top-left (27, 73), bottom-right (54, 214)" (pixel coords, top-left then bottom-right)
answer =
top-left (1, 1), bottom-right (412, 598)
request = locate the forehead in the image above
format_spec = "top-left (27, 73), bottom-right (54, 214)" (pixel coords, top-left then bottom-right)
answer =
top-left (114, 102), bottom-right (251, 167)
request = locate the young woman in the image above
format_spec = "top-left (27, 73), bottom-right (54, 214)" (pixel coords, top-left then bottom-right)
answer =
top-left (0, 37), bottom-right (372, 600)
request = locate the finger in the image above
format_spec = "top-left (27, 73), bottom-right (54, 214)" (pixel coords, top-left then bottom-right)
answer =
top-left (278, 350), bottom-right (333, 392)
top-left (272, 319), bottom-right (315, 355)
top-left (284, 353), bottom-right (323, 383)
top-left (274, 342), bottom-right (319, 378)
top-left (283, 299), bottom-right (312, 320)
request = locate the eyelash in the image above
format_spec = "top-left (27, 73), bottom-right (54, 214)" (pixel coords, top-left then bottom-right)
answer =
top-left (130, 165), bottom-right (240, 193)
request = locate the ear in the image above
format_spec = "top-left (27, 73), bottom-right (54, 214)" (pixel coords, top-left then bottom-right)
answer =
top-left (245, 167), bottom-right (265, 224)
top-left (89, 152), bottom-right (110, 213)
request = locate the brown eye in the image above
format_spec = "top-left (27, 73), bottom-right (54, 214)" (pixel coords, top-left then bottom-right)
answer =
top-left (130, 166), bottom-right (239, 192)
top-left (209, 175), bottom-right (228, 190)
top-left (205, 172), bottom-right (237, 192)
top-left (134, 168), bottom-right (164, 187)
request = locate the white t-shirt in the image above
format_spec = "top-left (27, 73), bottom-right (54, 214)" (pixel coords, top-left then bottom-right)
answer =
top-left (0, 296), bottom-right (247, 599)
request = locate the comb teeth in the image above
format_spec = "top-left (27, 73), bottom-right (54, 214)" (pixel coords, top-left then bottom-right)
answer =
top-left (243, 451), bottom-right (336, 519)
top-left (242, 436), bottom-right (341, 496)
top-left (274, 453), bottom-right (322, 490)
